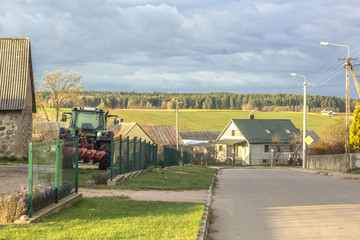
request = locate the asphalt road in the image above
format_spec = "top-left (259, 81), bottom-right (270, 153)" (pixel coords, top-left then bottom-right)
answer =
top-left (210, 168), bottom-right (360, 240)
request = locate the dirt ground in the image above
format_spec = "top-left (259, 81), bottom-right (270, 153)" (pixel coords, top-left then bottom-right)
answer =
top-left (0, 164), bottom-right (208, 203)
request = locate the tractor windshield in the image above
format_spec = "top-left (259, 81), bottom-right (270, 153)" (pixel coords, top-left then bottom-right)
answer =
top-left (72, 111), bottom-right (105, 130)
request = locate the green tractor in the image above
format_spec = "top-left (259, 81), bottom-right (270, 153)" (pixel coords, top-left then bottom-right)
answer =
top-left (59, 107), bottom-right (120, 170)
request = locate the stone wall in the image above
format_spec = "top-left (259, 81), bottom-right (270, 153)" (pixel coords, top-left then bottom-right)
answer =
top-left (308, 153), bottom-right (360, 172)
top-left (0, 111), bottom-right (23, 158)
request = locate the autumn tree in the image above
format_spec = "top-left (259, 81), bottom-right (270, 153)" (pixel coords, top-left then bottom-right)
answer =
top-left (40, 70), bottom-right (84, 121)
top-left (350, 106), bottom-right (360, 151)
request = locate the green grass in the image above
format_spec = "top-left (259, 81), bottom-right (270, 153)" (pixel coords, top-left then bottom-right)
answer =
top-left (347, 168), bottom-right (360, 174)
top-left (79, 166), bottom-right (217, 190)
top-left (36, 108), bottom-right (337, 138)
top-left (0, 198), bottom-right (204, 240)
top-left (0, 156), bottom-right (28, 165)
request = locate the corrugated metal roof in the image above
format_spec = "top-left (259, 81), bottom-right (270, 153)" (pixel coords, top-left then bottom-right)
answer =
top-left (218, 119), bottom-right (300, 144)
top-left (180, 131), bottom-right (221, 142)
top-left (0, 38), bottom-right (36, 112)
top-left (142, 126), bottom-right (183, 146)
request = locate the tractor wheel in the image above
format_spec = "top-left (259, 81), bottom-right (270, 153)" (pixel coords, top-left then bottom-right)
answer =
top-left (98, 142), bottom-right (111, 170)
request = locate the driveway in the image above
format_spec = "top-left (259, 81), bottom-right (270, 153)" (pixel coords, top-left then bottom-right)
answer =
top-left (210, 168), bottom-right (360, 240)
top-left (0, 164), bottom-right (28, 195)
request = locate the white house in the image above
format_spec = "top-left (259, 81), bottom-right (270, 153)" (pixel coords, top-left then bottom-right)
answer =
top-left (215, 117), bottom-right (302, 165)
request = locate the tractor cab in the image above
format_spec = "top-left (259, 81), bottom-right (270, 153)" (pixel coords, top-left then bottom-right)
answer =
top-left (59, 107), bottom-right (120, 170)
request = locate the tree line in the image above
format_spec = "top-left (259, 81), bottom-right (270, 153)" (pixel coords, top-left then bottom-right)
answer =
top-left (38, 90), bottom-right (359, 112)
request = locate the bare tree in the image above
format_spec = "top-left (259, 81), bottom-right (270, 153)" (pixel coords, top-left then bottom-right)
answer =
top-left (40, 70), bottom-right (84, 121)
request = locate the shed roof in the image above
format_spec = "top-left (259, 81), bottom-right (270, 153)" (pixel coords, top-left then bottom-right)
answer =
top-left (0, 38), bottom-right (36, 112)
top-left (179, 131), bottom-right (221, 142)
top-left (142, 126), bottom-right (183, 146)
top-left (108, 122), bottom-right (137, 138)
top-left (218, 119), bottom-right (300, 144)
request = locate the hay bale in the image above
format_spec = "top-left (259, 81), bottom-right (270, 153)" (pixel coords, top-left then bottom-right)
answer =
top-left (32, 121), bottom-right (69, 142)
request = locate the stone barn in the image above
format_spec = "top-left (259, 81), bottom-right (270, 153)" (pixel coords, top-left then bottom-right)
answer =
top-left (0, 38), bottom-right (36, 158)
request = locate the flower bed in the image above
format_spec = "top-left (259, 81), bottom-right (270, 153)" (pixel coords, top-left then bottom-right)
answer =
top-left (0, 185), bottom-right (28, 223)
top-left (0, 181), bottom-right (74, 223)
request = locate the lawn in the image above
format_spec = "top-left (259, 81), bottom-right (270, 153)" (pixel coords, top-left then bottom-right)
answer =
top-left (35, 108), bottom-right (337, 138)
top-left (0, 198), bottom-right (204, 240)
top-left (79, 166), bottom-right (217, 190)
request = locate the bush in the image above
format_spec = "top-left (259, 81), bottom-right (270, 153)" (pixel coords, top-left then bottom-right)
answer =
top-left (92, 171), bottom-right (110, 185)
top-left (147, 165), bottom-right (155, 172)
top-left (0, 185), bottom-right (28, 223)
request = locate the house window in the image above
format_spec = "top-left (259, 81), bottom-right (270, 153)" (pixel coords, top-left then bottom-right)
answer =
top-left (276, 145), bottom-right (281, 152)
top-left (264, 145), bottom-right (269, 152)
top-left (231, 130), bottom-right (235, 136)
top-left (219, 145), bottom-right (223, 151)
top-left (290, 145), bottom-right (294, 152)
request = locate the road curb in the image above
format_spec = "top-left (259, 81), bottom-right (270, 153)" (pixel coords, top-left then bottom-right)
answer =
top-left (197, 168), bottom-right (219, 240)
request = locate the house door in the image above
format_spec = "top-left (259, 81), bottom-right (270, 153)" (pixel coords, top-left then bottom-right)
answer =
top-left (226, 145), bottom-right (233, 158)
top-left (237, 146), bottom-right (244, 160)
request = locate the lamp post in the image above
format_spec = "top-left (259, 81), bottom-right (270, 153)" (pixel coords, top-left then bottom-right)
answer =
top-left (320, 42), bottom-right (351, 155)
top-left (291, 73), bottom-right (309, 169)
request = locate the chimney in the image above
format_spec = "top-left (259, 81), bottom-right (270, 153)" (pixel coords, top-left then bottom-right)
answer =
top-left (249, 110), bottom-right (254, 120)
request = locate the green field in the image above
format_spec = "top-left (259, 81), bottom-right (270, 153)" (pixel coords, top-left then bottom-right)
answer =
top-left (36, 108), bottom-right (338, 138)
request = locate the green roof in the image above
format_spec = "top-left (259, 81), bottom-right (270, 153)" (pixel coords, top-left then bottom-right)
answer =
top-left (228, 119), bottom-right (300, 144)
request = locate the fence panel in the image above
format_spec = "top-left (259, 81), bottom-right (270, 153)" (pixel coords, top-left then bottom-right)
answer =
top-left (58, 138), bottom-right (77, 201)
top-left (28, 137), bottom-right (79, 217)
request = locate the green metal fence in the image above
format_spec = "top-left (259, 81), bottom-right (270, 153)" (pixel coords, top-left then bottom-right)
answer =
top-left (110, 136), bottom-right (158, 181)
top-left (163, 146), bottom-right (181, 167)
top-left (182, 151), bottom-right (191, 165)
top-left (28, 137), bottom-right (78, 217)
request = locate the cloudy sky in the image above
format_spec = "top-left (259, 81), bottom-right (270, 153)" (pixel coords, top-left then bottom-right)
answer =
top-left (1, 0), bottom-right (360, 97)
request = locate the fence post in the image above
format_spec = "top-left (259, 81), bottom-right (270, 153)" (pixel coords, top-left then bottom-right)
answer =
top-left (110, 134), bottom-right (114, 181)
top-left (139, 138), bottom-right (142, 170)
top-left (152, 143), bottom-right (155, 167)
top-left (119, 135), bottom-right (122, 175)
top-left (164, 146), bottom-right (167, 167)
top-left (133, 137), bottom-right (137, 171)
top-left (55, 139), bottom-right (60, 204)
top-left (155, 144), bottom-right (158, 168)
top-left (28, 142), bottom-right (33, 218)
top-left (75, 136), bottom-right (79, 193)
top-left (126, 136), bottom-right (130, 172)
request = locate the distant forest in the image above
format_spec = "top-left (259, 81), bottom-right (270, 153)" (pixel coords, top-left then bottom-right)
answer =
top-left (40, 91), bottom-right (360, 112)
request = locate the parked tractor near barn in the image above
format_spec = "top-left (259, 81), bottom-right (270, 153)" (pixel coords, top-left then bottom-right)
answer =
top-left (59, 107), bottom-right (120, 170)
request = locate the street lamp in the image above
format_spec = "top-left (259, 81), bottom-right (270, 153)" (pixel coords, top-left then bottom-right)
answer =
top-left (320, 41), bottom-right (351, 155)
top-left (291, 73), bottom-right (308, 169)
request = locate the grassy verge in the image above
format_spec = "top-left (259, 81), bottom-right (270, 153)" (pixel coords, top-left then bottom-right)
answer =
top-left (347, 168), bottom-right (360, 174)
top-left (0, 156), bottom-right (28, 165)
top-left (0, 198), bottom-right (204, 240)
top-left (79, 166), bottom-right (217, 190)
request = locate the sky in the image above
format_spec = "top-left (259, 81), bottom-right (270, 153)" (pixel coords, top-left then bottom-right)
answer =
top-left (1, 0), bottom-right (360, 97)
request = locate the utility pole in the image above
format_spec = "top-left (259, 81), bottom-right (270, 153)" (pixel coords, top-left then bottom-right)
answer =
top-left (291, 73), bottom-right (314, 168)
top-left (176, 100), bottom-right (182, 150)
top-left (339, 56), bottom-right (357, 156)
top-left (320, 42), bottom-right (359, 157)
